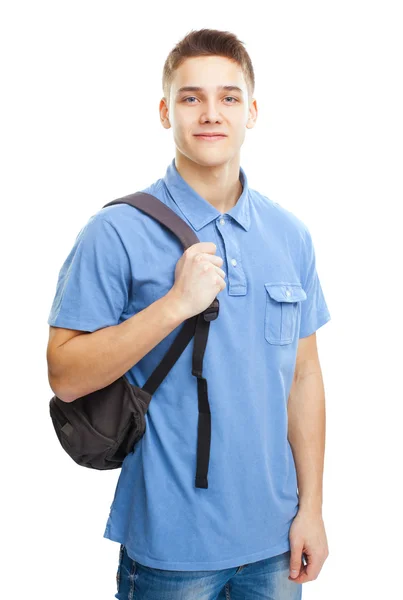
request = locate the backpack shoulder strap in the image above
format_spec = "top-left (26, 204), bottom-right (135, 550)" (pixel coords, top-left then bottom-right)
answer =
top-left (103, 190), bottom-right (218, 489)
top-left (103, 191), bottom-right (198, 251)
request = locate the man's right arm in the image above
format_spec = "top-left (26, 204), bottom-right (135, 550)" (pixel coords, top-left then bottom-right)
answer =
top-left (47, 290), bottom-right (187, 403)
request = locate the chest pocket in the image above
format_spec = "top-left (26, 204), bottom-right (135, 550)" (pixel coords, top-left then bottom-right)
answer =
top-left (264, 283), bottom-right (307, 345)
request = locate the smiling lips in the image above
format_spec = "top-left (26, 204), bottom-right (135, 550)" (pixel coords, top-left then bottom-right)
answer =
top-left (194, 134), bottom-right (227, 141)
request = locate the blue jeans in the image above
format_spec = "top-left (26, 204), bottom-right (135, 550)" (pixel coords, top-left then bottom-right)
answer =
top-left (115, 544), bottom-right (302, 599)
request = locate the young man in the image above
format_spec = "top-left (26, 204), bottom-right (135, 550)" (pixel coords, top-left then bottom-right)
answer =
top-left (47, 29), bottom-right (331, 600)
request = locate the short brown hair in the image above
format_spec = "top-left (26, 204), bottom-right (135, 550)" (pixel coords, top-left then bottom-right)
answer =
top-left (162, 28), bottom-right (255, 103)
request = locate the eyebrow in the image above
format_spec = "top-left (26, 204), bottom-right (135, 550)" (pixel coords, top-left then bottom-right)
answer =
top-left (175, 85), bottom-right (244, 96)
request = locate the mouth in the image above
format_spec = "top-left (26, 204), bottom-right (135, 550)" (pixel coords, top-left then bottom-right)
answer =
top-left (194, 135), bottom-right (227, 142)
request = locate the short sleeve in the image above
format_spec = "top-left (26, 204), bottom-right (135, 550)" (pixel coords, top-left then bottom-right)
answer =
top-left (299, 227), bottom-right (331, 338)
top-left (47, 214), bottom-right (131, 332)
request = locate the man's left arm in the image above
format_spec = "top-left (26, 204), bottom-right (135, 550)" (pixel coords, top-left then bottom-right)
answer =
top-left (286, 331), bottom-right (330, 584)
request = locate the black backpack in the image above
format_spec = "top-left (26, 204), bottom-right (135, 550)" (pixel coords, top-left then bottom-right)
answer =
top-left (49, 191), bottom-right (219, 489)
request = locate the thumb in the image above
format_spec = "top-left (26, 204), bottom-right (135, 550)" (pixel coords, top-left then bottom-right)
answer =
top-left (289, 543), bottom-right (303, 579)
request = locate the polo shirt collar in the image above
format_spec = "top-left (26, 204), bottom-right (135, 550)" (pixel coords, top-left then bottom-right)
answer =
top-left (162, 158), bottom-right (251, 232)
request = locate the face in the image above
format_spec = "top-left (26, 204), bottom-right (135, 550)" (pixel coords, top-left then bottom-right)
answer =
top-left (160, 56), bottom-right (258, 168)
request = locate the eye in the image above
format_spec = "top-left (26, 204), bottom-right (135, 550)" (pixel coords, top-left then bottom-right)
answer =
top-left (182, 96), bottom-right (238, 104)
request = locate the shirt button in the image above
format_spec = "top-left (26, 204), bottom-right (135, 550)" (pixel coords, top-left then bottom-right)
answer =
top-left (231, 259), bottom-right (237, 267)
top-left (285, 289), bottom-right (291, 297)
top-left (219, 218), bottom-right (225, 225)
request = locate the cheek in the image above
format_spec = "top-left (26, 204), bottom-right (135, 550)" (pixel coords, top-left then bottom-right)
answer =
top-left (172, 116), bottom-right (194, 139)
top-left (230, 124), bottom-right (246, 144)
top-left (238, 127), bottom-right (247, 142)
top-left (171, 127), bottom-right (191, 153)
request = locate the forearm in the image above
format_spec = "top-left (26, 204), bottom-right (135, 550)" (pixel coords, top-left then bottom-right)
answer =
top-left (287, 367), bottom-right (326, 515)
top-left (50, 291), bottom-right (187, 403)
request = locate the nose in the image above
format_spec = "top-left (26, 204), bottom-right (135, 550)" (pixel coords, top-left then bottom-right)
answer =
top-left (200, 99), bottom-right (223, 124)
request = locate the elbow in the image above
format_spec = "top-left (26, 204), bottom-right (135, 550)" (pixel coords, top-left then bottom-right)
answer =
top-left (56, 392), bottom-right (77, 404)
top-left (48, 371), bottom-right (76, 403)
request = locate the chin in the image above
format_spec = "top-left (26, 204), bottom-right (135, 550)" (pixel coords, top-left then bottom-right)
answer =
top-left (188, 150), bottom-right (234, 169)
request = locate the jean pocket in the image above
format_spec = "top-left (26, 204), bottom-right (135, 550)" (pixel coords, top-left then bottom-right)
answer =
top-left (264, 283), bottom-right (307, 345)
top-left (116, 545), bottom-right (137, 598)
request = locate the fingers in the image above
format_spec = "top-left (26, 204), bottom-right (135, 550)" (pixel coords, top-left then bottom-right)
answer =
top-left (195, 252), bottom-right (223, 267)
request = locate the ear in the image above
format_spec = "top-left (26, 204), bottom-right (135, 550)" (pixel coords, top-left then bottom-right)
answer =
top-left (246, 98), bottom-right (258, 129)
top-left (159, 97), bottom-right (171, 129)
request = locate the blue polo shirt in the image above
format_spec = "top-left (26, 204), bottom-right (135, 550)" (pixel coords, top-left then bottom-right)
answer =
top-left (48, 157), bottom-right (331, 570)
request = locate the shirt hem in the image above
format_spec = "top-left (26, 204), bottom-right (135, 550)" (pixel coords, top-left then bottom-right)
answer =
top-left (103, 530), bottom-right (291, 571)
top-left (47, 316), bottom-right (114, 332)
top-left (299, 311), bottom-right (331, 339)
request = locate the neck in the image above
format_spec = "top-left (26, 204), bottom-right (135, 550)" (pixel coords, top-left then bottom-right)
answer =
top-left (175, 151), bottom-right (243, 214)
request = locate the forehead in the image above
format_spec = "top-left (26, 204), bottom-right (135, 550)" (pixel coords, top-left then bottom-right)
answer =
top-left (171, 56), bottom-right (247, 93)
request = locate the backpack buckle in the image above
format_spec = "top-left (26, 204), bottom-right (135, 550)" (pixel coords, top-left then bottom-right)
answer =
top-left (203, 299), bottom-right (219, 322)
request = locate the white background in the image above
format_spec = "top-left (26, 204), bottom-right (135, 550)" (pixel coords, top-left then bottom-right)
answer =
top-left (1, 1), bottom-right (402, 598)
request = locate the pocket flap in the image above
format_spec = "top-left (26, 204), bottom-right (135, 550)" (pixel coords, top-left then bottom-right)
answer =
top-left (264, 283), bottom-right (307, 303)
